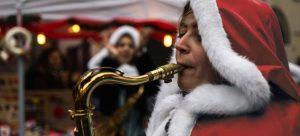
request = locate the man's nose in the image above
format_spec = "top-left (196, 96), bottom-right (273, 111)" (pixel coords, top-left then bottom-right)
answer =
top-left (175, 37), bottom-right (189, 54)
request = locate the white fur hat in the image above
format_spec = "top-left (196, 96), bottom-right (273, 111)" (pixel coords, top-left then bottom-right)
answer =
top-left (108, 25), bottom-right (140, 47)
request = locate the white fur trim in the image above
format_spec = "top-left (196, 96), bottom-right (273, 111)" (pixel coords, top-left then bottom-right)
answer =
top-left (190, 0), bottom-right (270, 109)
top-left (153, 84), bottom-right (257, 136)
top-left (156, 78), bottom-right (180, 103)
top-left (151, 117), bottom-right (170, 136)
top-left (182, 84), bottom-right (262, 115)
top-left (117, 64), bottom-right (139, 76)
top-left (87, 48), bottom-right (109, 69)
top-left (147, 83), bottom-right (270, 136)
top-left (146, 94), bottom-right (181, 136)
top-left (109, 25), bottom-right (140, 47)
top-left (289, 62), bottom-right (300, 83)
top-left (168, 108), bottom-right (195, 136)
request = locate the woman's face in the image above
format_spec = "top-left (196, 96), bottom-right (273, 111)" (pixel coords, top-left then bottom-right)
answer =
top-left (176, 13), bottom-right (217, 92)
top-left (48, 51), bottom-right (62, 69)
top-left (115, 35), bottom-right (136, 64)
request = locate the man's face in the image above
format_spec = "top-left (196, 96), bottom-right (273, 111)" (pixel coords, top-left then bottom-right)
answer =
top-left (176, 13), bottom-right (216, 92)
top-left (116, 36), bottom-right (136, 64)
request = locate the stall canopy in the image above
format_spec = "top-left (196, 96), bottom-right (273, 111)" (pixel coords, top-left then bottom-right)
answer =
top-left (0, 0), bottom-right (187, 39)
top-left (0, 0), bottom-right (186, 22)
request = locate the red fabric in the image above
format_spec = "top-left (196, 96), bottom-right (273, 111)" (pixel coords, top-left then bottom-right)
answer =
top-left (218, 0), bottom-right (300, 100)
top-left (192, 101), bottom-right (300, 136)
top-left (1, 17), bottom-right (177, 40)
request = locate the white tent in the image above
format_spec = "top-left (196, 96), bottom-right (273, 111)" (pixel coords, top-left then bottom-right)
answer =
top-left (0, 0), bottom-right (187, 22)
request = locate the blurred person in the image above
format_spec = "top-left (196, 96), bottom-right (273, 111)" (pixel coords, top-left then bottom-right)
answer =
top-left (31, 39), bottom-right (58, 60)
top-left (66, 38), bottom-right (92, 73)
top-left (26, 47), bottom-right (69, 90)
top-left (88, 25), bottom-right (140, 72)
top-left (66, 39), bottom-right (94, 87)
top-left (88, 25), bottom-right (159, 136)
top-left (147, 0), bottom-right (300, 136)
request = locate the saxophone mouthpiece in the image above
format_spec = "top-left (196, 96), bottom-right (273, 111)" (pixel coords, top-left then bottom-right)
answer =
top-left (146, 63), bottom-right (184, 82)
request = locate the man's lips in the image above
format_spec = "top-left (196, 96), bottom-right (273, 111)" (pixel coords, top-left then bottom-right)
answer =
top-left (177, 62), bottom-right (193, 69)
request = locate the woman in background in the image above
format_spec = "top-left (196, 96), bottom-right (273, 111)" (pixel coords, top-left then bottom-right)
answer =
top-left (88, 25), bottom-right (159, 136)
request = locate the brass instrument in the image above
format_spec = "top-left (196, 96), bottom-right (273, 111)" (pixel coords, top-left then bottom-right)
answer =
top-left (69, 63), bottom-right (183, 136)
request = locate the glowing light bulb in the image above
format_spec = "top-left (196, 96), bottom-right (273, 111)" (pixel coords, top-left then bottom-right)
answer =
top-left (163, 34), bottom-right (173, 48)
top-left (37, 33), bottom-right (46, 45)
top-left (70, 24), bottom-right (80, 33)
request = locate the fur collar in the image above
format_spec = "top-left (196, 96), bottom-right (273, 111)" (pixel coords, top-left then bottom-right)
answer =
top-left (146, 79), bottom-right (270, 136)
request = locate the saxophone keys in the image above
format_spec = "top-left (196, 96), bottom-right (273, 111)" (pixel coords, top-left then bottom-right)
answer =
top-left (68, 110), bottom-right (75, 119)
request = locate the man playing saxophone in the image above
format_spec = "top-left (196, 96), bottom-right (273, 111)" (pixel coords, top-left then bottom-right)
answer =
top-left (146, 0), bottom-right (300, 136)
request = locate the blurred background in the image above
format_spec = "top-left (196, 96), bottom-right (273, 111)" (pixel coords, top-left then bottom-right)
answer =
top-left (0, 0), bottom-right (299, 135)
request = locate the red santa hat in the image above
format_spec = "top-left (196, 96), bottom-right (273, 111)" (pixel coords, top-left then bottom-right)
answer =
top-left (189, 0), bottom-right (299, 100)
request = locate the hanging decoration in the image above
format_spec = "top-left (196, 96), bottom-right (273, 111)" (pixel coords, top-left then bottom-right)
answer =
top-left (0, 27), bottom-right (32, 61)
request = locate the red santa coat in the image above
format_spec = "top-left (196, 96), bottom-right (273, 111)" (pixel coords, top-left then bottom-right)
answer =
top-left (146, 0), bottom-right (300, 136)
top-left (192, 101), bottom-right (300, 136)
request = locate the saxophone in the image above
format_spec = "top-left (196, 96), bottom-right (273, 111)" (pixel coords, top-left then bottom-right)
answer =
top-left (69, 63), bottom-right (183, 136)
